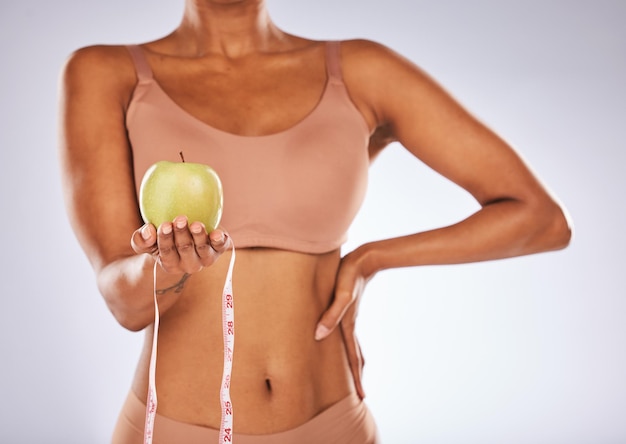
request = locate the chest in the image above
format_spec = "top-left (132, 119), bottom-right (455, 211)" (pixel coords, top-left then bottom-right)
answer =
top-left (148, 52), bottom-right (327, 137)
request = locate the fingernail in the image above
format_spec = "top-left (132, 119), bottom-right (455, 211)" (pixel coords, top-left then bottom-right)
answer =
top-left (212, 232), bottom-right (225, 244)
top-left (162, 223), bottom-right (172, 235)
top-left (315, 324), bottom-right (330, 341)
top-left (175, 217), bottom-right (187, 229)
top-left (141, 225), bottom-right (151, 240)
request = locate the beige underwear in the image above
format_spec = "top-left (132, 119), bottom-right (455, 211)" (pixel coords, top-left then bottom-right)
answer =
top-left (111, 390), bottom-right (380, 444)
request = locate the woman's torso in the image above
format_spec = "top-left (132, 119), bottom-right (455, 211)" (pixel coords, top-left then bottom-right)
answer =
top-left (122, 37), bottom-right (373, 433)
top-left (132, 248), bottom-right (352, 433)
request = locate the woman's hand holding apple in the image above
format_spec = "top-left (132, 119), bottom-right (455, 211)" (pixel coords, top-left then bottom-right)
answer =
top-left (132, 158), bottom-right (229, 274)
top-left (131, 217), bottom-right (231, 274)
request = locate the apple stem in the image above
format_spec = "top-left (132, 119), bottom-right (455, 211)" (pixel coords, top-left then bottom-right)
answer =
top-left (179, 151), bottom-right (186, 163)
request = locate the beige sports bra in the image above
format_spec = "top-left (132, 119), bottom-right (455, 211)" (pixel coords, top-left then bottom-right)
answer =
top-left (126, 41), bottom-right (370, 253)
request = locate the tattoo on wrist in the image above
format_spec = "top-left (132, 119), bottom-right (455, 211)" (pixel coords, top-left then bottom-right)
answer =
top-left (156, 273), bottom-right (191, 295)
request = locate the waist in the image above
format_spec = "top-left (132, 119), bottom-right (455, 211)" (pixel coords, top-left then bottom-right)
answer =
top-left (132, 248), bottom-right (354, 433)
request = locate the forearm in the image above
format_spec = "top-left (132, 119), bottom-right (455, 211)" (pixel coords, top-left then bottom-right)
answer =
top-left (359, 197), bottom-right (571, 275)
top-left (96, 253), bottom-right (189, 331)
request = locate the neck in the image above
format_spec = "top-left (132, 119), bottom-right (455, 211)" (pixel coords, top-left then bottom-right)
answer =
top-left (174, 0), bottom-right (285, 57)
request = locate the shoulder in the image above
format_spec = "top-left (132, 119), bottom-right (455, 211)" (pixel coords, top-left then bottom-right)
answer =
top-left (338, 39), bottom-right (451, 103)
top-left (62, 44), bottom-right (134, 77)
top-left (337, 39), bottom-right (393, 57)
top-left (60, 45), bottom-right (138, 103)
top-left (337, 39), bottom-right (437, 99)
top-left (336, 39), bottom-right (434, 129)
top-left (337, 39), bottom-right (420, 76)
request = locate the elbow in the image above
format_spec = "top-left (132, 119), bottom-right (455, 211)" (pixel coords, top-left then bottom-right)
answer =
top-left (96, 275), bottom-right (151, 333)
top-left (103, 292), bottom-right (153, 332)
top-left (95, 259), bottom-right (155, 332)
top-left (109, 307), bottom-right (150, 332)
top-left (531, 197), bottom-right (573, 253)
top-left (102, 294), bottom-right (151, 332)
top-left (552, 206), bottom-right (573, 250)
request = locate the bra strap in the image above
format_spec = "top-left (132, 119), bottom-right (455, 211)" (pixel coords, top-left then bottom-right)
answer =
top-left (325, 41), bottom-right (343, 83)
top-left (126, 45), bottom-right (153, 82)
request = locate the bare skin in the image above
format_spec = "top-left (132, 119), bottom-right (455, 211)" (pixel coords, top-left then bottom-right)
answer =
top-left (59, 0), bottom-right (571, 436)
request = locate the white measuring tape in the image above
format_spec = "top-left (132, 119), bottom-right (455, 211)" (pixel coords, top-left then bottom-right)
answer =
top-left (219, 244), bottom-right (236, 443)
top-left (143, 260), bottom-right (160, 444)
top-left (143, 243), bottom-right (236, 444)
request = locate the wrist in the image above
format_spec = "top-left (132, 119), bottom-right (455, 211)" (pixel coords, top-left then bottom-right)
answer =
top-left (140, 252), bottom-right (189, 291)
top-left (353, 242), bottom-right (383, 280)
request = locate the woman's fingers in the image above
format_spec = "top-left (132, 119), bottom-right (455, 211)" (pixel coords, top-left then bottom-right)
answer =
top-left (209, 228), bottom-right (231, 253)
top-left (131, 223), bottom-right (157, 254)
top-left (314, 251), bottom-right (370, 397)
top-left (341, 316), bottom-right (366, 399)
top-left (170, 216), bottom-right (205, 273)
top-left (156, 221), bottom-right (180, 271)
top-left (319, 285), bottom-right (367, 399)
top-left (151, 217), bottom-right (230, 273)
top-left (315, 258), bottom-right (365, 341)
top-left (192, 224), bottom-right (230, 266)
top-left (132, 216), bottom-right (230, 274)
top-left (315, 288), bottom-right (352, 340)
top-left (315, 289), bottom-right (366, 398)
top-left (190, 221), bottom-right (211, 258)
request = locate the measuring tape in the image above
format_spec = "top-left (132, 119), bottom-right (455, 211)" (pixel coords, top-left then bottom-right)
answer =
top-left (143, 243), bottom-right (236, 444)
top-left (219, 244), bottom-right (236, 442)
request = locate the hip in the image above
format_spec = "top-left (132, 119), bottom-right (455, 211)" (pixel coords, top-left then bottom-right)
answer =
top-left (111, 389), bottom-right (379, 444)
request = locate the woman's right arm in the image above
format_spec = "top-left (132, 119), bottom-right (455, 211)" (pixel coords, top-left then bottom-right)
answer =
top-left (58, 46), bottom-right (228, 331)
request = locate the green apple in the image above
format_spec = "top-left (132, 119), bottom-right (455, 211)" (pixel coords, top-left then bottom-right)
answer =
top-left (139, 159), bottom-right (223, 232)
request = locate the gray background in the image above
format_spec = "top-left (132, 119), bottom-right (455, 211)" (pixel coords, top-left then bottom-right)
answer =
top-left (1, 0), bottom-right (624, 442)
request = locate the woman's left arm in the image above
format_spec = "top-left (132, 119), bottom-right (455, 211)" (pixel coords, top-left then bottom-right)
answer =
top-left (315, 40), bottom-right (572, 396)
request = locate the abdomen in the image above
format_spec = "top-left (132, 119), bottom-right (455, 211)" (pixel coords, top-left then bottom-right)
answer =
top-left (131, 248), bottom-right (354, 433)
